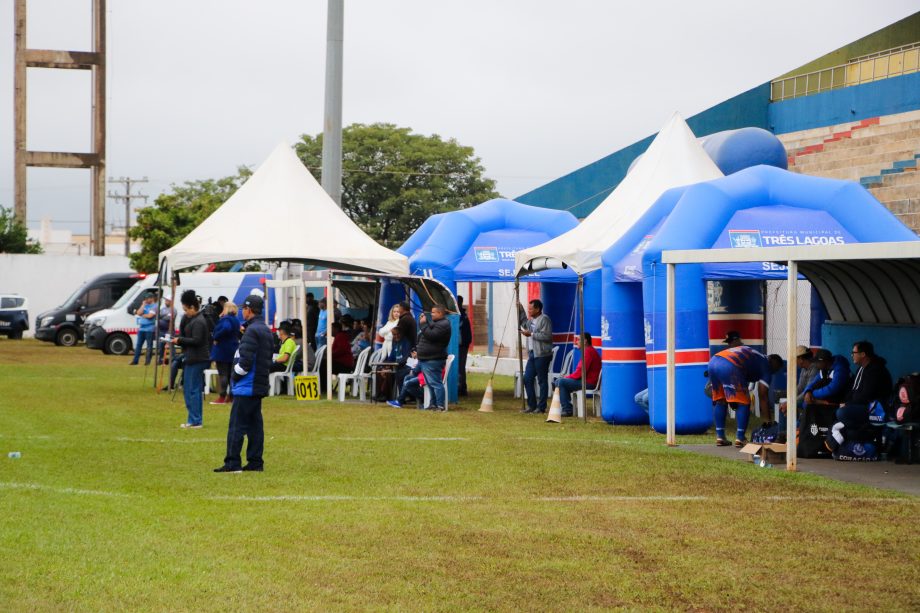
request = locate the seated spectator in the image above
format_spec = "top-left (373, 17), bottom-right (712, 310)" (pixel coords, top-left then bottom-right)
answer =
top-left (340, 314), bottom-right (359, 342)
top-left (805, 349), bottom-right (851, 407)
top-left (826, 340), bottom-right (892, 453)
top-left (319, 322), bottom-right (356, 393)
top-left (270, 321), bottom-right (299, 373)
top-left (375, 328), bottom-right (412, 401)
top-left (351, 321), bottom-right (371, 359)
top-left (554, 332), bottom-right (600, 417)
top-left (388, 362), bottom-right (424, 409)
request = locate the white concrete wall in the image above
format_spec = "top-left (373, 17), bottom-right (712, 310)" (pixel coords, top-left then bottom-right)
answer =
top-left (0, 254), bottom-right (133, 337)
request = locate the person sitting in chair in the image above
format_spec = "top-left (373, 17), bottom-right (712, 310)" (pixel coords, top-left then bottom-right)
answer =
top-left (270, 321), bottom-right (298, 373)
top-left (555, 332), bottom-right (600, 417)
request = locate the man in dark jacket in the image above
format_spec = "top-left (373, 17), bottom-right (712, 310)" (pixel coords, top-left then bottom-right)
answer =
top-left (826, 340), bottom-right (892, 451)
top-left (305, 292), bottom-right (318, 351)
top-left (417, 304), bottom-right (451, 411)
top-left (171, 290), bottom-right (211, 429)
top-left (396, 301), bottom-right (417, 349)
top-left (215, 294), bottom-right (273, 473)
top-left (457, 295), bottom-right (472, 397)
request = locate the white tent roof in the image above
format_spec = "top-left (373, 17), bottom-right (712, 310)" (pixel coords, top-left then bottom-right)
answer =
top-left (514, 113), bottom-right (724, 277)
top-left (159, 143), bottom-right (409, 276)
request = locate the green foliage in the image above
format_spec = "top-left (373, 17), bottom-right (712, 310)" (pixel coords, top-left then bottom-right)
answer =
top-left (0, 206), bottom-right (42, 254)
top-left (295, 123), bottom-right (500, 246)
top-left (128, 168), bottom-right (251, 273)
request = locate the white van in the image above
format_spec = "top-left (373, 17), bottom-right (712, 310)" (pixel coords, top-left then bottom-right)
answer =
top-left (83, 272), bottom-right (274, 355)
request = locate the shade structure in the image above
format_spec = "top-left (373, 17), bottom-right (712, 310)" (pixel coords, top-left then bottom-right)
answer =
top-left (159, 142), bottom-right (409, 276)
top-left (514, 113), bottom-right (723, 277)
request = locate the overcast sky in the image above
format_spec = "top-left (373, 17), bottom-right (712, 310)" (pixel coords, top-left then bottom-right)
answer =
top-left (1, 1), bottom-right (917, 234)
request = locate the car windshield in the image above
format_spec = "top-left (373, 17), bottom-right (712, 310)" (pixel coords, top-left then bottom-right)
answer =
top-left (112, 281), bottom-right (153, 310)
top-left (58, 281), bottom-right (89, 308)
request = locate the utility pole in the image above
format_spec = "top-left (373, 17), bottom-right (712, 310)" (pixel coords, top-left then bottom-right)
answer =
top-left (321, 0), bottom-right (344, 207)
top-left (107, 177), bottom-right (148, 256)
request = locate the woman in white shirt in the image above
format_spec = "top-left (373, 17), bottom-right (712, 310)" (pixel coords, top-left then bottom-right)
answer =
top-left (377, 305), bottom-right (401, 356)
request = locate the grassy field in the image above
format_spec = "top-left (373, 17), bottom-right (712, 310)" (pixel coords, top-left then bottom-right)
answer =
top-left (0, 339), bottom-right (918, 611)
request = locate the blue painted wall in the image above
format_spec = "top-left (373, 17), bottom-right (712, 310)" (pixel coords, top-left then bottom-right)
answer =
top-left (518, 73), bottom-right (920, 216)
top-left (821, 322), bottom-right (920, 384)
top-left (768, 72), bottom-right (920, 134)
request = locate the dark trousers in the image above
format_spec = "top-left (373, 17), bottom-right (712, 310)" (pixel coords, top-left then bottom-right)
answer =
top-left (224, 395), bottom-right (264, 470)
top-left (215, 361), bottom-right (232, 398)
top-left (524, 351), bottom-right (552, 411)
top-left (458, 346), bottom-right (469, 395)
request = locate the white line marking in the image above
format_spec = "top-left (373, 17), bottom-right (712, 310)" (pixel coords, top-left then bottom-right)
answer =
top-left (0, 434), bottom-right (51, 440)
top-left (112, 437), bottom-right (224, 444)
top-left (538, 495), bottom-right (708, 502)
top-left (517, 437), bottom-right (630, 445)
top-left (329, 437), bottom-right (470, 442)
top-left (208, 494), bottom-right (483, 502)
top-left (0, 481), bottom-right (131, 498)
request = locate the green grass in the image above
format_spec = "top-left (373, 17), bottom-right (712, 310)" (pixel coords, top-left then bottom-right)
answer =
top-left (0, 339), bottom-right (918, 611)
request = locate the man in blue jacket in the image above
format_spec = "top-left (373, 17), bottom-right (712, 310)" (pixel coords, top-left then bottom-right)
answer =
top-left (215, 294), bottom-right (273, 473)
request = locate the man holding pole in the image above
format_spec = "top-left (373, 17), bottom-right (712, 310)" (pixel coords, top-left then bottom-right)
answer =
top-left (519, 299), bottom-right (553, 414)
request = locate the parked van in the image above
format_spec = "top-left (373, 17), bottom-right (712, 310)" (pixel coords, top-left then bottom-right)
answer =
top-left (34, 272), bottom-right (144, 346)
top-left (84, 272), bottom-right (273, 355)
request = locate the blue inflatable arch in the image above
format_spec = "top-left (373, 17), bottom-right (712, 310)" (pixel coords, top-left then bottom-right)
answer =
top-left (384, 198), bottom-right (584, 402)
top-left (640, 165), bottom-right (919, 434)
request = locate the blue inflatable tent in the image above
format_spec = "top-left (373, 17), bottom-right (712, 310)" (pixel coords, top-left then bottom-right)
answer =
top-left (384, 198), bottom-right (581, 402)
top-left (600, 165), bottom-right (918, 434)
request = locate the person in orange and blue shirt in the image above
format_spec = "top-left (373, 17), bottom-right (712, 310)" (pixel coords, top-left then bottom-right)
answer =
top-left (707, 331), bottom-right (772, 447)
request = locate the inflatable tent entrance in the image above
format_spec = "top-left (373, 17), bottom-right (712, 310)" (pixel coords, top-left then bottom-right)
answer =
top-left (382, 198), bottom-right (586, 404)
top-left (615, 165), bottom-right (919, 434)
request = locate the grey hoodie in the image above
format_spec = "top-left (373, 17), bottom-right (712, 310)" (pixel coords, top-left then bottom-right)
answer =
top-left (519, 311), bottom-right (553, 358)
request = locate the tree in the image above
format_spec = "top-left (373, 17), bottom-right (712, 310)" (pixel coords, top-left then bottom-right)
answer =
top-left (295, 123), bottom-right (499, 247)
top-left (0, 206), bottom-right (42, 254)
top-left (129, 169), bottom-right (251, 272)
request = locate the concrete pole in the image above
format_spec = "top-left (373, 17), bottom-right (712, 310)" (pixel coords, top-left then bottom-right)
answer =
top-left (321, 0), bottom-right (344, 207)
top-left (13, 0), bottom-right (26, 223)
top-left (91, 0), bottom-right (107, 255)
top-left (786, 261), bottom-right (798, 471)
top-left (666, 263), bottom-right (676, 446)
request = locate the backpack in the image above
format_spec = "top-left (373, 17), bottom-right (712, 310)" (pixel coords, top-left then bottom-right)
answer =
top-left (833, 440), bottom-right (879, 462)
top-left (752, 422), bottom-right (780, 443)
top-left (892, 374), bottom-right (920, 425)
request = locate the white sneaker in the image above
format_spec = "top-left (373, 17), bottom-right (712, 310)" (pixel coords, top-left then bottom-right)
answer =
top-left (180, 423), bottom-right (202, 429)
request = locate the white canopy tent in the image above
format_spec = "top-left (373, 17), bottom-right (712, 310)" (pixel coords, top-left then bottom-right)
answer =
top-left (159, 142), bottom-right (409, 277)
top-left (514, 112), bottom-right (724, 277)
top-left (157, 142), bottom-right (409, 399)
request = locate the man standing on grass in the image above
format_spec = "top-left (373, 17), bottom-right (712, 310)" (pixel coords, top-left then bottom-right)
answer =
top-left (519, 299), bottom-right (553, 414)
top-left (215, 294), bottom-right (273, 473)
top-left (417, 304), bottom-right (451, 411)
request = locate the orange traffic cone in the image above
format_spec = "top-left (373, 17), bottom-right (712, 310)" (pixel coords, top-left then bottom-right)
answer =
top-left (479, 379), bottom-right (494, 412)
top-left (546, 387), bottom-right (562, 423)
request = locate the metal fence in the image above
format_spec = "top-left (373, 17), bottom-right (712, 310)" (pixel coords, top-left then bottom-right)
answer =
top-left (771, 42), bottom-right (920, 102)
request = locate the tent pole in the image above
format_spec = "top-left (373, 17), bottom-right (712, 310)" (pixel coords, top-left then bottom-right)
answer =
top-left (578, 275), bottom-right (587, 423)
top-left (158, 275), bottom-right (177, 395)
top-left (300, 276), bottom-right (308, 377)
top-left (326, 279), bottom-right (333, 400)
top-left (152, 258), bottom-right (165, 389)
top-left (666, 263), bottom-right (676, 446)
top-left (515, 279), bottom-right (525, 413)
top-left (786, 260), bottom-right (798, 472)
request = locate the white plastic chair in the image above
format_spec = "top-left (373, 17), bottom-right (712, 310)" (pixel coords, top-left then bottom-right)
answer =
top-left (360, 347), bottom-right (387, 401)
top-left (515, 345), bottom-right (558, 399)
top-left (203, 366), bottom-right (219, 395)
top-left (573, 370), bottom-right (602, 418)
top-left (336, 346), bottom-right (372, 402)
top-left (423, 354), bottom-right (455, 410)
top-left (550, 349), bottom-right (574, 388)
top-left (268, 346), bottom-right (301, 397)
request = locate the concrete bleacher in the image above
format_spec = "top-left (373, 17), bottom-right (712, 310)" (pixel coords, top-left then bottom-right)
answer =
top-left (779, 109), bottom-right (920, 233)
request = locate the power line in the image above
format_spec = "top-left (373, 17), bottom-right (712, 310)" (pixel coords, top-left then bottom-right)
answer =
top-left (107, 176), bottom-right (148, 256)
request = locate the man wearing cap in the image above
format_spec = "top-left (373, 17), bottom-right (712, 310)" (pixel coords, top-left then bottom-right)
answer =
top-left (707, 332), bottom-right (772, 447)
top-left (215, 294), bottom-right (273, 473)
top-left (804, 349), bottom-right (851, 407)
top-left (776, 346), bottom-right (819, 438)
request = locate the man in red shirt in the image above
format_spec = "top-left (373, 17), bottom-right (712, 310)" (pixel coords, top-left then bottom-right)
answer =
top-left (556, 332), bottom-right (600, 417)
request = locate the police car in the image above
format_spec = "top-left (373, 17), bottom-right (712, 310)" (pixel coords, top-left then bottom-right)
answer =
top-left (0, 294), bottom-right (29, 339)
